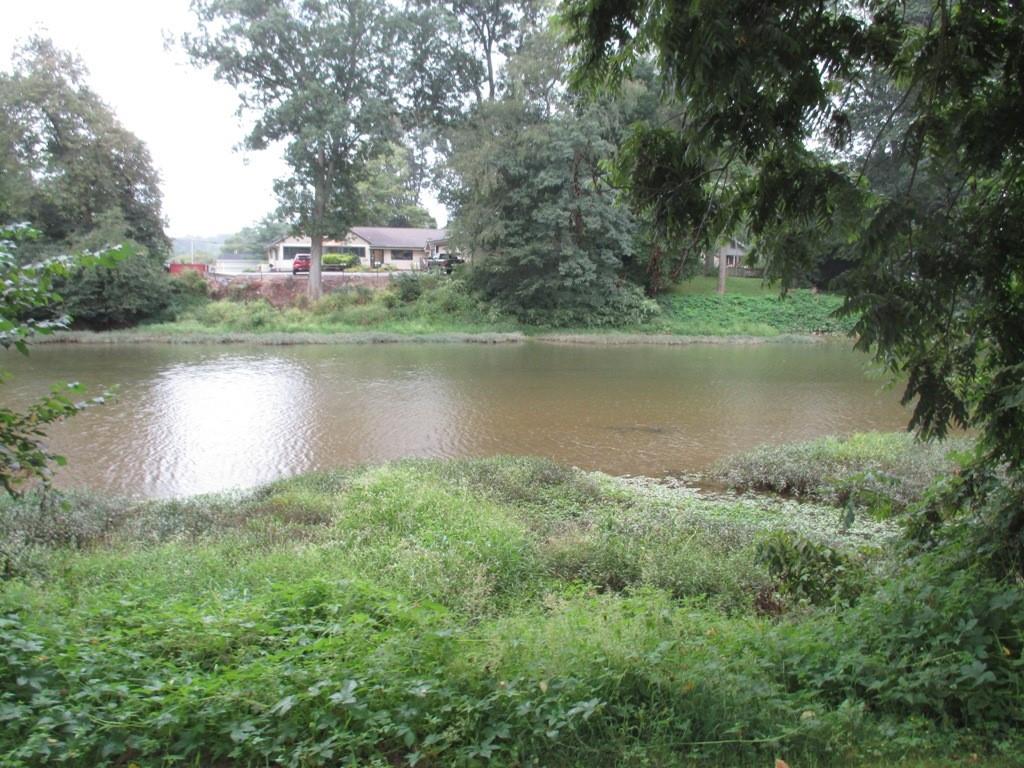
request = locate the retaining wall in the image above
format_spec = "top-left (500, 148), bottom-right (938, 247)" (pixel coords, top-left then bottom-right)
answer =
top-left (204, 272), bottom-right (394, 307)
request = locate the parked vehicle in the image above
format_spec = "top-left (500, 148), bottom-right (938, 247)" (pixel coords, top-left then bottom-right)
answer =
top-left (291, 253), bottom-right (311, 274)
top-left (426, 254), bottom-right (465, 274)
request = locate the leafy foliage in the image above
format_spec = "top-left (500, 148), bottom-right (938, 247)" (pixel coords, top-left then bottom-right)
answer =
top-left (56, 209), bottom-right (177, 329)
top-left (1, 38), bottom-right (173, 329)
top-left (355, 143), bottom-right (436, 228)
top-left (565, 0), bottom-right (1024, 566)
top-left (451, 101), bottom-right (653, 326)
top-left (0, 225), bottom-right (119, 495)
top-left (756, 529), bottom-right (866, 606)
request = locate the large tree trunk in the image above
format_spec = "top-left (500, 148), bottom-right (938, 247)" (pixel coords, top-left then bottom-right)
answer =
top-left (309, 174), bottom-right (325, 301)
top-left (717, 248), bottom-right (727, 295)
top-left (309, 232), bottom-right (323, 301)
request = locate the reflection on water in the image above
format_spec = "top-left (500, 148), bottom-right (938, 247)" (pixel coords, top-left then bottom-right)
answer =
top-left (138, 357), bottom-right (315, 495)
top-left (2, 341), bottom-right (908, 498)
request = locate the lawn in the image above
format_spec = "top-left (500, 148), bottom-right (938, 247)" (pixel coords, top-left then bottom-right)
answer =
top-left (669, 275), bottom-right (781, 297)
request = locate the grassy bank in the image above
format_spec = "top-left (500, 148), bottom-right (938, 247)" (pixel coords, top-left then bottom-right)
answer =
top-left (2, 457), bottom-right (1021, 766)
top-left (53, 275), bottom-right (853, 342)
top-left (715, 432), bottom-right (973, 515)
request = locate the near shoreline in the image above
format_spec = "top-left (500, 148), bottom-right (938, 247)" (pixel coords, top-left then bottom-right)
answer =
top-left (2, 446), bottom-right (1017, 767)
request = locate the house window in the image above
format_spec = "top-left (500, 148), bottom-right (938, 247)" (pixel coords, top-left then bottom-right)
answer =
top-left (390, 250), bottom-right (414, 261)
top-left (283, 246), bottom-right (307, 260)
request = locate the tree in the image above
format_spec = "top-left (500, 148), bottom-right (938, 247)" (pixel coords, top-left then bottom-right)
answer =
top-left (0, 225), bottom-right (119, 495)
top-left (222, 214), bottom-right (291, 256)
top-left (356, 143), bottom-right (436, 228)
top-left (567, 0), bottom-right (1024, 566)
top-left (184, 0), bottom-right (404, 300)
top-left (412, 0), bottom-right (544, 105)
top-left (450, 97), bottom-right (650, 326)
top-left (0, 38), bottom-right (169, 257)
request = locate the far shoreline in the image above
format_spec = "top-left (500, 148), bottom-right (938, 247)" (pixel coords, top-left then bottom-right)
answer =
top-left (36, 329), bottom-right (844, 347)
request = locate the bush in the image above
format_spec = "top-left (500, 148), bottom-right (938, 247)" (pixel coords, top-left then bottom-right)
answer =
top-left (60, 252), bottom-right (175, 329)
top-left (799, 554), bottom-right (1024, 732)
top-left (390, 272), bottom-right (431, 303)
top-left (755, 529), bottom-right (867, 605)
top-left (323, 252), bottom-right (360, 268)
top-left (166, 269), bottom-right (210, 316)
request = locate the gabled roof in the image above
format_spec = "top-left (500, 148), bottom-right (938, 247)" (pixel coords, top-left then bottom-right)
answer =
top-left (350, 227), bottom-right (446, 249)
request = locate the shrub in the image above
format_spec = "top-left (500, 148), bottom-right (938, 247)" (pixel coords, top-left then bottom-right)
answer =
top-left (60, 252), bottom-right (174, 329)
top-left (755, 529), bottom-right (867, 605)
top-left (322, 252), bottom-right (359, 268)
top-left (798, 555), bottom-right (1024, 732)
top-left (166, 270), bottom-right (210, 317)
top-left (390, 272), bottom-right (432, 303)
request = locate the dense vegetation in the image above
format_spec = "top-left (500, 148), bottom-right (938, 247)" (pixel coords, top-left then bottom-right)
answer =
top-left (134, 276), bottom-right (850, 338)
top-left (2, 455), bottom-right (1021, 766)
top-left (0, 39), bottom-right (174, 329)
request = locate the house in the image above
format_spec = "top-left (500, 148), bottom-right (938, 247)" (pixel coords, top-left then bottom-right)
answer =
top-left (709, 237), bottom-right (750, 269)
top-left (265, 227), bottom-right (447, 272)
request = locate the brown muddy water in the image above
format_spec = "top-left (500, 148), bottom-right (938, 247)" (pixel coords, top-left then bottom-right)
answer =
top-left (3, 341), bottom-right (909, 498)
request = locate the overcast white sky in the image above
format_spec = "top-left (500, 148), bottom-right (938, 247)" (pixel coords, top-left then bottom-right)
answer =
top-left (0, 0), bottom-right (446, 239)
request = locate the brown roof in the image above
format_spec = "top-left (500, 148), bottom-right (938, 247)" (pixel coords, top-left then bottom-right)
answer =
top-left (350, 227), bottom-right (446, 249)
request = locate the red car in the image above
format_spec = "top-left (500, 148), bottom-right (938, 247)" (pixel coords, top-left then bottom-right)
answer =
top-left (291, 253), bottom-right (311, 274)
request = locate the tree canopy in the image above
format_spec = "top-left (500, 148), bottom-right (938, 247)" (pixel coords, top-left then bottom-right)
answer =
top-left (447, 25), bottom-right (654, 325)
top-left (0, 38), bottom-right (169, 258)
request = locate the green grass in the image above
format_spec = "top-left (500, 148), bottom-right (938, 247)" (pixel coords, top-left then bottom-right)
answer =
top-left (670, 275), bottom-right (781, 297)
top-left (2, 456), bottom-right (1021, 766)
top-left (715, 431), bottom-right (973, 515)
top-left (647, 290), bottom-right (854, 336)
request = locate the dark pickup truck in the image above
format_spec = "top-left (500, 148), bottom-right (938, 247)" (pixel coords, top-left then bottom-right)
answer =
top-left (425, 254), bottom-right (465, 274)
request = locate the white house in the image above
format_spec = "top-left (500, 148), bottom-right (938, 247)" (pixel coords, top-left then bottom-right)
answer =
top-left (266, 227), bottom-right (447, 272)
top-left (711, 237), bottom-right (750, 269)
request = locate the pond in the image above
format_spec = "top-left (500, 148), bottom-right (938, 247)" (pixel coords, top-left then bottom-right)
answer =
top-left (3, 341), bottom-right (909, 498)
